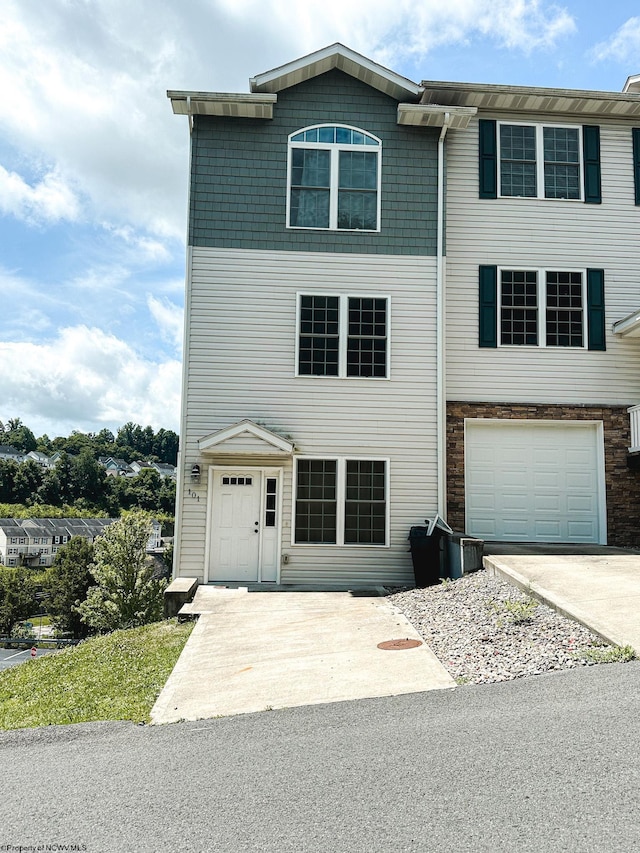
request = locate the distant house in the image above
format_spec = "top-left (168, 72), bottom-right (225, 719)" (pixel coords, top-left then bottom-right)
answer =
top-left (100, 457), bottom-right (135, 477)
top-left (0, 517), bottom-right (116, 568)
top-left (0, 517), bottom-right (163, 567)
top-left (150, 462), bottom-right (177, 480)
top-left (0, 446), bottom-right (27, 464)
top-left (26, 451), bottom-right (54, 469)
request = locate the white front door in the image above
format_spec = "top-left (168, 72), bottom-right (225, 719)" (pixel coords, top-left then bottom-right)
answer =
top-left (208, 468), bottom-right (281, 582)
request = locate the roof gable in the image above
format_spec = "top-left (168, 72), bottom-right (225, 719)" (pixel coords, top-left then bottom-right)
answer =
top-left (250, 43), bottom-right (422, 102)
top-left (199, 420), bottom-right (294, 455)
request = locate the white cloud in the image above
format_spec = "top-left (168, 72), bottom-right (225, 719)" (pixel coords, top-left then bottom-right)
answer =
top-left (0, 326), bottom-right (181, 437)
top-left (591, 17), bottom-right (640, 64)
top-left (0, 0), bottom-right (576, 241)
top-left (147, 295), bottom-right (184, 353)
top-left (0, 164), bottom-right (80, 224)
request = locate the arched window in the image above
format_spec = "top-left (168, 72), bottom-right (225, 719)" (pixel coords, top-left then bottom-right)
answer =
top-left (287, 125), bottom-right (381, 231)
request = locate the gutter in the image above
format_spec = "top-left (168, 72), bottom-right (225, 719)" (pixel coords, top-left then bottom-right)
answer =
top-left (436, 113), bottom-right (451, 518)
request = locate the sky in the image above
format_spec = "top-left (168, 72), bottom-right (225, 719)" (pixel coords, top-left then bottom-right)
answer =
top-left (2, 0), bottom-right (640, 440)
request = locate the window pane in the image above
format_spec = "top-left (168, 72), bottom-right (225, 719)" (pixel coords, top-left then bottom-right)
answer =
top-left (290, 189), bottom-right (330, 228)
top-left (337, 190), bottom-right (377, 230)
top-left (500, 125), bottom-right (537, 197)
top-left (290, 149), bottom-right (331, 228)
top-left (346, 297), bottom-right (387, 377)
top-left (344, 461), bottom-right (386, 544)
top-left (318, 126), bottom-right (335, 143)
top-left (544, 127), bottom-right (580, 199)
top-left (339, 151), bottom-right (377, 190)
top-left (295, 460), bottom-right (337, 543)
top-left (500, 270), bottom-right (538, 345)
top-left (546, 271), bottom-right (583, 346)
top-left (298, 296), bottom-right (340, 376)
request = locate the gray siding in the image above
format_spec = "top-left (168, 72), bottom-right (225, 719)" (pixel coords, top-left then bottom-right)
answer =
top-left (446, 115), bottom-right (640, 405)
top-left (176, 247), bottom-right (439, 585)
top-left (189, 69), bottom-right (439, 256)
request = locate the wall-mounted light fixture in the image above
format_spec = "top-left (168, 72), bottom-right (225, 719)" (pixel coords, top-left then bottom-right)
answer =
top-left (190, 463), bottom-right (201, 483)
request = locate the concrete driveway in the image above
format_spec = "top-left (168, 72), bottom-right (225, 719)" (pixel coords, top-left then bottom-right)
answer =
top-left (483, 542), bottom-right (640, 653)
top-left (151, 587), bottom-right (455, 724)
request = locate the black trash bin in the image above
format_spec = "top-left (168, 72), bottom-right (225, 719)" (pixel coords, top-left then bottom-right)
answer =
top-left (408, 525), bottom-right (445, 587)
top-left (408, 515), bottom-right (453, 587)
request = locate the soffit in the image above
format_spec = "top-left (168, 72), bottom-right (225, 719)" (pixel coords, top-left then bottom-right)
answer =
top-left (168, 91), bottom-right (277, 119)
top-left (420, 81), bottom-right (640, 120)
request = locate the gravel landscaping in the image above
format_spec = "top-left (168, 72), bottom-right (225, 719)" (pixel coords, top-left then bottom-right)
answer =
top-left (387, 570), bottom-right (630, 685)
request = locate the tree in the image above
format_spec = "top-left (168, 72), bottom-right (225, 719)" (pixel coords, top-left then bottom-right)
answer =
top-left (12, 460), bottom-right (43, 504)
top-left (76, 511), bottom-right (166, 633)
top-left (0, 567), bottom-right (37, 635)
top-left (1, 418), bottom-right (37, 452)
top-left (43, 537), bottom-right (95, 638)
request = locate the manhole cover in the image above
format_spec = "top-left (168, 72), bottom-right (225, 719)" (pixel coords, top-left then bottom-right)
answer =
top-left (377, 638), bottom-right (423, 650)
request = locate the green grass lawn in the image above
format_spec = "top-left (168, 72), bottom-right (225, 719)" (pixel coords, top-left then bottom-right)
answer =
top-left (0, 619), bottom-right (193, 730)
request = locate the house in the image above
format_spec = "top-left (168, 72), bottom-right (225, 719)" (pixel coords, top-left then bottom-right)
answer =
top-left (0, 518), bottom-right (117, 567)
top-left (100, 457), bottom-right (135, 477)
top-left (168, 44), bottom-right (640, 587)
top-left (0, 517), bottom-right (162, 567)
top-left (26, 450), bottom-right (54, 469)
top-left (0, 445), bottom-right (27, 464)
top-left (150, 462), bottom-right (177, 480)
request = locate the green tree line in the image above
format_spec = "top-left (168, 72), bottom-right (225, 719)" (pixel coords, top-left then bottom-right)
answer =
top-left (0, 418), bottom-right (177, 516)
top-left (0, 418), bottom-right (178, 465)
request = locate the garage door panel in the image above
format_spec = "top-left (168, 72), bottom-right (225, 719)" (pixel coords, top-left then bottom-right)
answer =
top-left (465, 421), bottom-right (603, 543)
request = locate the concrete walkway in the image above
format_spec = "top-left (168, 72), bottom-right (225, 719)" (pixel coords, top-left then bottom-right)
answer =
top-left (483, 542), bottom-right (640, 653)
top-left (151, 587), bottom-right (455, 724)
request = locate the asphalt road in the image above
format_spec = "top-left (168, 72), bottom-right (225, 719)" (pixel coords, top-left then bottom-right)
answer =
top-left (1, 662), bottom-right (639, 853)
top-left (0, 646), bottom-right (62, 670)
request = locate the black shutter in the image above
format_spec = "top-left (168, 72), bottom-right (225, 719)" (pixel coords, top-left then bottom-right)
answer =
top-left (632, 128), bottom-right (640, 205)
top-left (479, 120), bottom-right (497, 199)
top-left (479, 265), bottom-right (498, 347)
top-left (582, 126), bottom-right (601, 204)
top-left (587, 268), bottom-right (606, 351)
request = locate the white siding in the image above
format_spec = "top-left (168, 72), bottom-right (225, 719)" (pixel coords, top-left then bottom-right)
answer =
top-left (176, 247), bottom-right (439, 585)
top-left (446, 116), bottom-right (640, 404)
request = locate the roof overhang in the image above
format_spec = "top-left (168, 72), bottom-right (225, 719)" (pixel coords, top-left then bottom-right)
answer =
top-left (397, 104), bottom-right (477, 128)
top-left (613, 309), bottom-right (640, 338)
top-left (250, 43), bottom-right (422, 102)
top-left (167, 91), bottom-right (277, 120)
top-left (420, 81), bottom-right (640, 120)
top-left (199, 420), bottom-right (295, 456)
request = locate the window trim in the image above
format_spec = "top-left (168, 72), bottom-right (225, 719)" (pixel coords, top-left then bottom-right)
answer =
top-left (497, 266), bottom-right (587, 349)
top-left (295, 292), bottom-right (391, 379)
top-left (292, 456), bottom-right (390, 548)
top-left (497, 121), bottom-right (584, 201)
top-left (286, 124), bottom-right (382, 232)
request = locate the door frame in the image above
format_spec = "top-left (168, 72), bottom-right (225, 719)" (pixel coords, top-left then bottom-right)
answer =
top-left (204, 464), bottom-right (284, 583)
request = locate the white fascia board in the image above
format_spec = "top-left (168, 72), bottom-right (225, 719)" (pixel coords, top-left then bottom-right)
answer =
top-left (613, 309), bottom-right (640, 338)
top-left (199, 420), bottom-right (294, 454)
top-left (250, 42), bottom-right (422, 101)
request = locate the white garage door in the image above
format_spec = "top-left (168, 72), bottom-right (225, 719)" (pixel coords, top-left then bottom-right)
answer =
top-left (465, 420), bottom-right (605, 543)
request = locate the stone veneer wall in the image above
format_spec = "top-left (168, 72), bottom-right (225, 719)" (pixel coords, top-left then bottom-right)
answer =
top-left (447, 402), bottom-right (640, 548)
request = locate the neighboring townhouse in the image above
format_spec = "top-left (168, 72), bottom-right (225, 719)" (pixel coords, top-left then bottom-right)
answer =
top-left (0, 518), bottom-right (116, 567)
top-left (168, 44), bottom-right (640, 588)
top-left (0, 517), bottom-right (163, 567)
top-left (422, 77), bottom-right (640, 546)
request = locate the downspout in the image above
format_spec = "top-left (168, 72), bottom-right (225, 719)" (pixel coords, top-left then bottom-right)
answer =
top-left (436, 113), bottom-right (451, 519)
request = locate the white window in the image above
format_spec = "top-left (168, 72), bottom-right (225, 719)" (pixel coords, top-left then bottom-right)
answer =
top-left (499, 268), bottom-right (586, 347)
top-left (498, 123), bottom-right (582, 200)
top-left (296, 294), bottom-right (389, 378)
top-left (287, 125), bottom-right (381, 231)
top-left (294, 458), bottom-right (388, 546)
